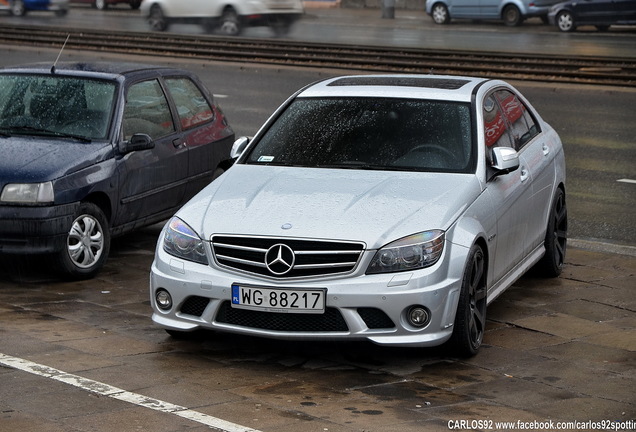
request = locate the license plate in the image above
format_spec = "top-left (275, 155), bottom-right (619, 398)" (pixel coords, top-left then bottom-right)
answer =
top-left (231, 284), bottom-right (325, 314)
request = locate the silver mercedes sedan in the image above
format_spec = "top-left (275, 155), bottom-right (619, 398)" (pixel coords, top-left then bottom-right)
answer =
top-left (149, 74), bottom-right (567, 357)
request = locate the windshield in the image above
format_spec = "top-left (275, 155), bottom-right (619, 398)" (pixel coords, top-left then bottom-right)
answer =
top-left (245, 97), bottom-right (474, 173)
top-left (0, 74), bottom-right (116, 140)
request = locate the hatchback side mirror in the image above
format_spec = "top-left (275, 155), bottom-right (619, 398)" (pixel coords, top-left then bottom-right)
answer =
top-left (120, 133), bottom-right (155, 154)
top-left (491, 147), bottom-right (520, 177)
top-left (230, 136), bottom-right (251, 159)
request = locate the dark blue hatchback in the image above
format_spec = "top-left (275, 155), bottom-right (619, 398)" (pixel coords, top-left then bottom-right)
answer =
top-left (0, 0), bottom-right (69, 16)
top-left (0, 62), bottom-right (235, 278)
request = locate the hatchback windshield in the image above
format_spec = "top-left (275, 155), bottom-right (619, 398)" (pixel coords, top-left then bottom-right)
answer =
top-left (0, 74), bottom-right (116, 140)
top-left (246, 97), bottom-right (474, 172)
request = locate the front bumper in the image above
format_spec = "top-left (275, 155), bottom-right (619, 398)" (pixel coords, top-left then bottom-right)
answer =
top-left (149, 235), bottom-right (470, 348)
top-left (0, 202), bottom-right (78, 254)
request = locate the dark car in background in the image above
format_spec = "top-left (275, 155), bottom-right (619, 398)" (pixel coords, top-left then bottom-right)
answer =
top-left (69, 0), bottom-right (141, 10)
top-left (549, 0), bottom-right (636, 31)
top-left (0, 0), bottom-right (68, 15)
top-left (0, 62), bottom-right (235, 279)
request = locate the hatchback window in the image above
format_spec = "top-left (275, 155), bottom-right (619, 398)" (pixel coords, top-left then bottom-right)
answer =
top-left (123, 79), bottom-right (175, 140)
top-left (0, 74), bottom-right (115, 140)
top-left (164, 77), bottom-right (214, 130)
top-left (246, 98), bottom-right (474, 173)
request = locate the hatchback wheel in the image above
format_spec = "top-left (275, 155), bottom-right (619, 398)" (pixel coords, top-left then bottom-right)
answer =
top-left (11, 0), bottom-right (26, 16)
top-left (503, 5), bottom-right (522, 26)
top-left (556, 10), bottom-right (576, 32)
top-left (94, 0), bottom-right (107, 10)
top-left (450, 244), bottom-right (487, 357)
top-left (56, 202), bottom-right (110, 280)
top-left (129, 0), bottom-right (141, 9)
top-left (148, 4), bottom-right (169, 31)
top-left (431, 3), bottom-right (450, 24)
top-left (536, 188), bottom-right (567, 277)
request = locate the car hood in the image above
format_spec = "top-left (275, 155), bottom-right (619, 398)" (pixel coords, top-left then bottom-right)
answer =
top-left (0, 136), bottom-right (113, 184)
top-left (179, 165), bottom-right (483, 249)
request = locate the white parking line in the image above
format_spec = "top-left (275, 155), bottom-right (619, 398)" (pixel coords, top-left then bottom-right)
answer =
top-left (0, 353), bottom-right (261, 432)
top-left (617, 178), bottom-right (636, 184)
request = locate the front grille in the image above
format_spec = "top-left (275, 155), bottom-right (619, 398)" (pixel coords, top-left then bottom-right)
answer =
top-left (211, 235), bottom-right (365, 279)
top-left (358, 308), bottom-right (395, 329)
top-left (179, 296), bottom-right (210, 317)
top-left (215, 301), bottom-right (349, 332)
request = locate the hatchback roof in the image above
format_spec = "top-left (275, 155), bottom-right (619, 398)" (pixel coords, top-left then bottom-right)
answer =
top-left (298, 74), bottom-right (489, 102)
top-left (0, 61), bottom-right (183, 79)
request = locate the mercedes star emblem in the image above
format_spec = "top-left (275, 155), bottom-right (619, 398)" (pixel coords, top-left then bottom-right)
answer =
top-left (265, 243), bottom-right (295, 275)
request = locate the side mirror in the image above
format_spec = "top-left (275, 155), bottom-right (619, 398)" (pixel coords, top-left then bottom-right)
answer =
top-left (120, 133), bottom-right (154, 154)
top-left (491, 147), bottom-right (520, 177)
top-left (230, 136), bottom-right (250, 160)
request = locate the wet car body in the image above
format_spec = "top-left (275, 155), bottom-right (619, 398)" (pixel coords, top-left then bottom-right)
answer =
top-left (548, 0), bottom-right (636, 31)
top-left (140, 0), bottom-right (304, 36)
top-left (0, 62), bottom-right (234, 278)
top-left (150, 74), bottom-right (567, 356)
top-left (0, 0), bottom-right (69, 15)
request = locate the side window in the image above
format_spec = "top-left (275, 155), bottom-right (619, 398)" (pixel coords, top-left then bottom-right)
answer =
top-left (123, 79), bottom-right (175, 140)
top-left (494, 89), bottom-right (539, 151)
top-left (164, 77), bottom-right (214, 130)
top-left (483, 94), bottom-right (514, 164)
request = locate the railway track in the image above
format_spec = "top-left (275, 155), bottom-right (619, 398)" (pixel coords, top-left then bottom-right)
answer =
top-left (1, 24), bottom-right (635, 86)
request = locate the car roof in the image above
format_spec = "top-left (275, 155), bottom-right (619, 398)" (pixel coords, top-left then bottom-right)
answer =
top-left (0, 61), bottom-right (189, 80)
top-left (297, 74), bottom-right (489, 102)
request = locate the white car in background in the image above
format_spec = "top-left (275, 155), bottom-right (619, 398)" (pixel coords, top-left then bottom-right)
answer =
top-left (140, 0), bottom-right (304, 36)
top-left (149, 74), bottom-right (567, 357)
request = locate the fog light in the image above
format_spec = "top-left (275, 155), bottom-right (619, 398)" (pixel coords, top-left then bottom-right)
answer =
top-left (155, 289), bottom-right (173, 310)
top-left (407, 306), bottom-right (430, 328)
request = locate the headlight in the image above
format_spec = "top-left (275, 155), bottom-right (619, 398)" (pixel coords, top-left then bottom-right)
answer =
top-left (163, 217), bottom-right (208, 265)
top-left (366, 230), bottom-right (444, 274)
top-left (0, 182), bottom-right (54, 204)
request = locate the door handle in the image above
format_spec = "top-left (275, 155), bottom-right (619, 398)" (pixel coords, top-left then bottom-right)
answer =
top-left (172, 138), bottom-right (185, 148)
top-left (520, 168), bottom-right (529, 182)
top-left (543, 144), bottom-right (550, 156)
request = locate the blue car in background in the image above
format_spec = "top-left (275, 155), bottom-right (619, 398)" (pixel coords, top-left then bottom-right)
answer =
top-left (0, 0), bottom-right (69, 16)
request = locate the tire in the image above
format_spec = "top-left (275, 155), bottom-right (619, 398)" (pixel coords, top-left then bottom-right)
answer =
top-left (94, 0), bottom-right (107, 10)
top-left (11, 0), bottom-right (26, 16)
top-left (148, 4), bottom-right (169, 31)
top-left (431, 3), bottom-right (450, 24)
top-left (449, 244), bottom-right (487, 357)
top-left (55, 9), bottom-right (68, 17)
top-left (556, 10), bottom-right (575, 32)
top-left (536, 188), bottom-right (567, 277)
top-left (502, 5), bottom-right (522, 26)
top-left (270, 17), bottom-right (292, 37)
top-left (218, 8), bottom-right (241, 36)
top-left (55, 202), bottom-right (110, 280)
top-left (595, 25), bottom-right (609, 31)
top-left (129, 0), bottom-right (141, 9)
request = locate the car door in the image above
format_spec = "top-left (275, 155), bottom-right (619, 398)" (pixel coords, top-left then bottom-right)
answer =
top-left (115, 77), bottom-right (188, 227)
top-left (482, 91), bottom-right (534, 284)
top-left (449, 0), bottom-right (481, 17)
top-left (572, 0), bottom-right (615, 24)
top-left (479, 0), bottom-right (503, 18)
top-left (614, 0), bottom-right (636, 21)
top-left (162, 75), bottom-right (234, 201)
top-left (494, 89), bottom-right (555, 256)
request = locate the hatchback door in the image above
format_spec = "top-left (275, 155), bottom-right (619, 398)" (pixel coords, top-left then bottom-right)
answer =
top-left (479, 0), bottom-right (503, 18)
top-left (115, 78), bottom-right (188, 227)
top-left (449, 0), bottom-right (481, 17)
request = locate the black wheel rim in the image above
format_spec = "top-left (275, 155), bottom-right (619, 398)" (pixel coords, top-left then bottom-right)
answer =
top-left (467, 249), bottom-right (487, 349)
top-left (552, 193), bottom-right (567, 269)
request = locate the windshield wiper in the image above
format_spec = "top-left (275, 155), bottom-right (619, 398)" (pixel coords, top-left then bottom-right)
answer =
top-left (317, 162), bottom-right (390, 170)
top-left (5, 125), bottom-right (92, 142)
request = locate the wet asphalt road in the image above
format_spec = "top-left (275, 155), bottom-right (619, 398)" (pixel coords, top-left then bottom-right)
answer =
top-left (0, 5), bottom-right (635, 432)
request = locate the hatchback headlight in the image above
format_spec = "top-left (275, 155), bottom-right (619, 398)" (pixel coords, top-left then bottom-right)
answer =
top-left (163, 217), bottom-right (208, 265)
top-left (0, 182), bottom-right (54, 204)
top-left (367, 230), bottom-right (444, 274)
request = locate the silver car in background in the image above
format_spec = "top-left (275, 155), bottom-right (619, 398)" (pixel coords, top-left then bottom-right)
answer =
top-left (150, 74), bottom-right (567, 357)
top-left (426, 0), bottom-right (558, 25)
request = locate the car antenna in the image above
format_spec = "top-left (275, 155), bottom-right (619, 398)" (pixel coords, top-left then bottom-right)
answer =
top-left (51, 34), bottom-right (70, 74)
